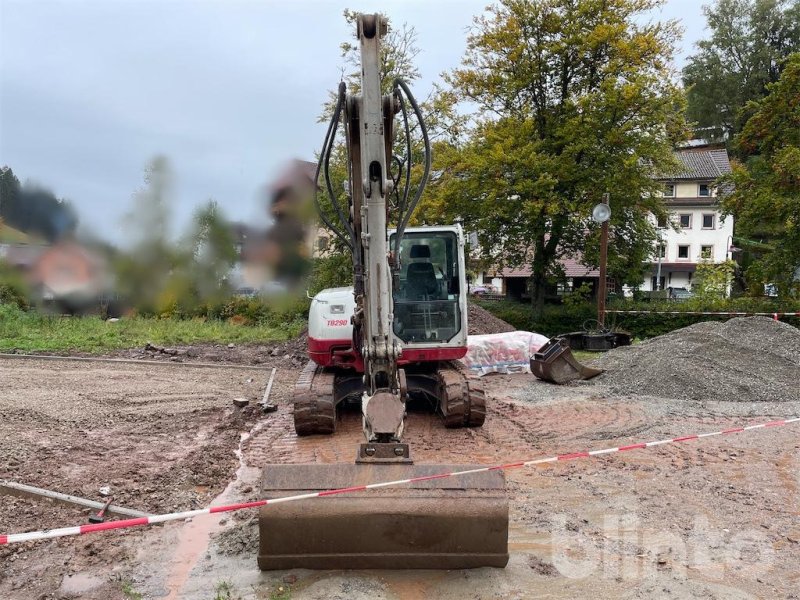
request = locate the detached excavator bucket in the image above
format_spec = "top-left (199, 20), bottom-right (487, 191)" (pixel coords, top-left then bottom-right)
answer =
top-left (530, 337), bottom-right (604, 385)
top-left (258, 463), bottom-right (509, 570)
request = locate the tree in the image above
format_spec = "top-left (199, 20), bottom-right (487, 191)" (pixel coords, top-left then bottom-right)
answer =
top-left (114, 156), bottom-right (178, 312)
top-left (182, 200), bottom-right (237, 305)
top-left (682, 0), bottom-right (800, 146)
top-left (429, 0), bottom-right (686, 317)
top-left (0, 165), bottom-right (77, 241)
top-left (721, 52), bottom-right (800, 297)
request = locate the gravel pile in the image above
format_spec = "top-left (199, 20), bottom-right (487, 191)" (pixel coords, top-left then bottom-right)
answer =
top-left (468, 302), bottom-right (516, 335)
top-left (592, 317), bottom-right (800, 403)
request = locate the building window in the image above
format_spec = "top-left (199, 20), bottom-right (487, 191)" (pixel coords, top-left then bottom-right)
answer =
top-left (702, 213), bottom-right (715, 229)
top-left (656, 215), bottom-right (667, 228)
top-left (317, 237), bottom-right (329, 252)
top-left (651, 275), bottom-right (666, 290)
top-left (678, 245), bottom-right (690, 259)
top-left (679, 214), bottom-right (692, 228)
top-left (663, 183), bottom-right (675, 197)
top-left (700, 245), bottom-right (713, 259)
top-left (699, 183), bottom-right (711, 197)
top-left (655, 243), bottom-right (666, 259)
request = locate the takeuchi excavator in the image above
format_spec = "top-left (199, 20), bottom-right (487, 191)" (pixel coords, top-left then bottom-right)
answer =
top-left (257, 13), bottom-right (509, 570)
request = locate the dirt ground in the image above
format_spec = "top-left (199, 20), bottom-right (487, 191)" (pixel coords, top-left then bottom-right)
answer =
top-left (1, 348), bottom-right (799, 599)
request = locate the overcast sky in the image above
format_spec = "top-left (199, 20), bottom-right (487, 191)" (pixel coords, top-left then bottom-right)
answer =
top-left (0, 0), bottom-right (707, 242)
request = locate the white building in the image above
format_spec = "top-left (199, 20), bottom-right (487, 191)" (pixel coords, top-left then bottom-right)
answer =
top-left (644, 146), bottom-right (734, 293)
top-left (470, 146), bottom-right (735, 298)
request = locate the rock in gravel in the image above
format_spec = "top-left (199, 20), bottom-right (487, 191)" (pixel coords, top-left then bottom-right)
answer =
top-left (591, 317), bottom-right (800, 403)
top-left (232, 398), bottom-right (250, 408)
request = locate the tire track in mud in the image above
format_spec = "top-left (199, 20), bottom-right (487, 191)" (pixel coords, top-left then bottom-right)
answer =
top-left (242, 373), bottom-right (656, 471)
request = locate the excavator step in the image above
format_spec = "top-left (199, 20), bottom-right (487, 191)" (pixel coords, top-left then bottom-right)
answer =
top-left (257, 463), bottom-right (509, 570)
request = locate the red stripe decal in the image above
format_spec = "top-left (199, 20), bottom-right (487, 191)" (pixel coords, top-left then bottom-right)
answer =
top-left (490, 462), bottom-right (525, 470)
top-left (764, 421), bottom-right (785, 427)
top-left (722, 427), bottom-right (744, 434)
top-left (318, 485), bottom-right (367, 497)
top-left (673, 435), bottom-right (699, 442)
top-left (618, 443), bottom-right (647, 451)
top-left (409, 473), bottom-right (452, 483)
top-left (210, 501), bottom-right (266, 513)
top-left (558, 452), bottom-right (590, 460)
top-left (0, 535), bottom-right (7, 544)
top-left (80, 517), bottom-right (149, 534)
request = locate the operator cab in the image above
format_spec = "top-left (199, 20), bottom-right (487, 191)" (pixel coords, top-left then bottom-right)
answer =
top-left (391, 228), bottom-right (464, 344)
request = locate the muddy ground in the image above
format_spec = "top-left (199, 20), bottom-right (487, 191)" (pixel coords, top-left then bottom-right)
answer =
top-left (1, 347), bottom-right (799, 599)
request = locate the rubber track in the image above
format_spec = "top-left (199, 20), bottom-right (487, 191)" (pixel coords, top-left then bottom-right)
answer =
top-left (293, 361), bottom-right (337, 435)
top-left (436, 361), bottom-right (486, 428)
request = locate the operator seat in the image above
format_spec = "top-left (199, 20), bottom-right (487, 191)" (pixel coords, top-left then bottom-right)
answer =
top-left (406, 244), bottom-right (438, 299)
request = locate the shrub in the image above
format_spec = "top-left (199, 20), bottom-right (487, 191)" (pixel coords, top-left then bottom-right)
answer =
top-left (477, 297), bottom-right (800, 339)
top-left (0, 262), bottom-right (31, 310)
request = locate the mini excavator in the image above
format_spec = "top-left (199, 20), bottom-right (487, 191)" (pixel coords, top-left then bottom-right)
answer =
top-left (257, 13), bottom-right (509, 570)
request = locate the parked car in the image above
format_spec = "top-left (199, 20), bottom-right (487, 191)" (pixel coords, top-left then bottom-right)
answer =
top-left (470, 285), bottom-right (496, 296)
top-left (668, 287), bottom-right (693, 301)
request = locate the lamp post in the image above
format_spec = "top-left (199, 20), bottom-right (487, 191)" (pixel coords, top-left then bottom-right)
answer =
top-left (592, 194), bottom-right (611, 329)
top-left (655, 230), bottom-right (663, 291)
top-left (725, 234), bottom-right (742, 297)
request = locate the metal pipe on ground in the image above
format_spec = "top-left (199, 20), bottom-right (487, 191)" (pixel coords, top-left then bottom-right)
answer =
top-left (1, 480), bottom-right (153, 520)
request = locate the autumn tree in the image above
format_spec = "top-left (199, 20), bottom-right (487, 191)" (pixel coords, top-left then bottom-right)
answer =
top-left (682, 0), bottom-right (800, 146)
top-left (721, 52), bottom-right (800, 297)
top-left (429, 0), bottom-right (686, 317)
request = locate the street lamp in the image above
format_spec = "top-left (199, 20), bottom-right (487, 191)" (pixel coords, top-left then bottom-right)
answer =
top-left (592, 194), bottom-right (611, 329)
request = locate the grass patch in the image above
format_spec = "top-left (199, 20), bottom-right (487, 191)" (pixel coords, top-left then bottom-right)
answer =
top-left (0, 304), bottom-right (304, 353)
top-left (120, 579), bottom-right (143, 600)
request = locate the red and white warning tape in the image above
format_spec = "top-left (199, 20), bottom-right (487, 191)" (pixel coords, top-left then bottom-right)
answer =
top-left (606, 310), bottom-right (800, 319)
top-left (2, 416), bottom-right (798, 545)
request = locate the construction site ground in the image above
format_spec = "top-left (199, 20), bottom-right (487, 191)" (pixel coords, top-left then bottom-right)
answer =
top-left (1, 334), bottom-right (799, 599)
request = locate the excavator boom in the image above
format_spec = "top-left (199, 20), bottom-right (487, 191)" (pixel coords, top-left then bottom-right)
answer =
top-left (258, 12), bottom-right (509, 570)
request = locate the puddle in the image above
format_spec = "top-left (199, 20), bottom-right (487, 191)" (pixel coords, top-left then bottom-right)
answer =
top-left (163, 418), bottom-right (269, 599)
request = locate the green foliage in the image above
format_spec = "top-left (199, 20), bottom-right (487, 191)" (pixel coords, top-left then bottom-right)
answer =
top-left (562, 282), bottom-right (593, 307)
top-left (683, 0), bottom-right (800, 145)
top-left (213, 580), bottom-right (241, 600)
top-left (721, 53), bottom-right (800, 297)
top-left (0, 302), bottom-right (303, 353)
top-left (476, 296), bottom-right (800, 338)
top-left (114, 158), bottom-right (241, 314)
top-left (692, 260), bottom-right (736, 301)
top-left (0, 261), bottom-right (30, 309)
top-left (308, 252), bottom-right (353, 294)
top-left (475, 299), bottom-right (598, 337)
top-left (120, 579), bottom-right (143, 600)
top-left (428, 0), bottom-right (687, 316)
top-left (114, 156), bottom-right (177, 312)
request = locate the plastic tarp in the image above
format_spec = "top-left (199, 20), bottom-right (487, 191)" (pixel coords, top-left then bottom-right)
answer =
top-left (461, 331), bottom-right (550, 376)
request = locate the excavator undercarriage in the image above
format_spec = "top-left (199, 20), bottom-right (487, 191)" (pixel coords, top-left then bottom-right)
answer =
top-left (293, 360), bottom-right (486, 437)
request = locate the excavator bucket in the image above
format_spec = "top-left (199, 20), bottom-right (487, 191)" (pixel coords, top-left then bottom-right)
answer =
top-left (530, 337), bottom-right (604, 385)
top-left (257, 463), bottom-right (509, 570)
